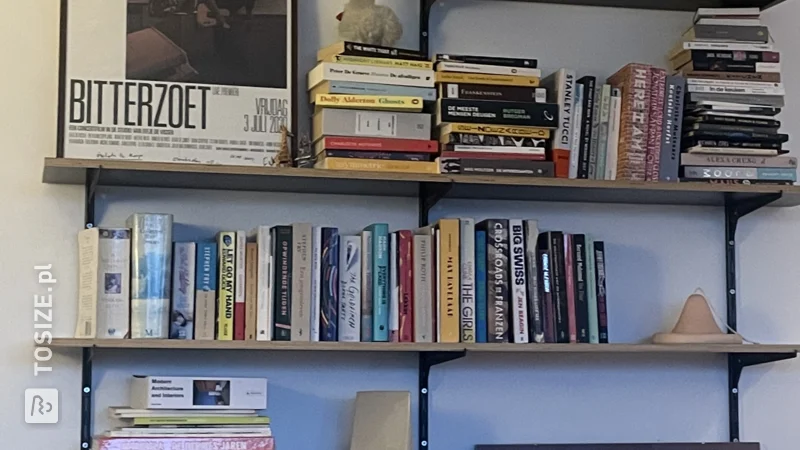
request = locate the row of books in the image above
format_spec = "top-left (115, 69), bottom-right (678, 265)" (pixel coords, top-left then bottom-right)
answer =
top-left (670, 7), bottom-right (794, 184)
top-left (96, 376), bottom-right (272, 450)
top-left (74, 213), bottom-right (610, 344)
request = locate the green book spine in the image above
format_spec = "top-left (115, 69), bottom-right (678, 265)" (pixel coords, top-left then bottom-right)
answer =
top-left (586, 237), bottom-right (599, 344)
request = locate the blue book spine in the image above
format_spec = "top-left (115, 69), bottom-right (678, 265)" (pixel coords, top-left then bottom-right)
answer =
top-left (321, 228), bottom-right (340, 341)
top-left (367, 224), bottom-right (390, 342)
top-left (327, 81), bottom-right (437, 101)
top-left (475, 230), bottom-right (488, 343)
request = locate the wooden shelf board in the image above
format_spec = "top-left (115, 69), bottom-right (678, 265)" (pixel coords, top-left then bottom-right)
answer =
top-left (451, 0), bottom-right (785, 11)
top-left (50, 339), bottom-right (799, 355)
top-left (42, 158), bottom-right (800, 207)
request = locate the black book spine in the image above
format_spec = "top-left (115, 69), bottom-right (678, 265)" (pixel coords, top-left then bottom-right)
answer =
top-left (273, 226), bottom-right (293, 341)
top-left (549, 232), bottom-right (569, 343)
top-left (576, 76), bottom-right (596, 179)
top-left (457, 160), bottom-right (555, 177)
top-left (440, 83), bottom-right (540, 102)
top-left (573, 235), bottom-right (590, 343)
top-left (479, 219), bottom-right (510, 343)
top-left (443, 133), bottom-right (549, 148)
top-left (594, 241), bottom-right (608, 343)
top-left (319, 150), bottom-right (430, 161)
top-left (689, 123), bottom-right (779, 134)
top-left (436, 54), bottom-right (538, 68)
top-left (524, 222), bottom-right (544, 344)
top-left (659, 76), bottom-right (685, 182)
top-left (687, 116), bottom-right (780, 128)
top-left (689, 50), bottom-right (780, 63)
top-left (537, 239), bottom-right (556, 343)
top-left (342, 41), bottom-right (427, 61)
top-left (689, 139), bottom-right (782, 150)
top-left (438, 99), bottom-right (559, 128)
top-left (684, 130), bottom-right (789, 143)
top-left (687, 60), bottom-right (773, 73)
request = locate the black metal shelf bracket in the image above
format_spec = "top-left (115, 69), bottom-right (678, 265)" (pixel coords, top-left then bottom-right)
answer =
top-left (419, 0), bottom-right (437, 57)
top-left (84, 168), bottom-right (101, 229)
top-left (81, 347), bottom-right (94, 449)
top-left (419, 182), bottom-right (454, 227)
top-left (724, 192), bottom-right (783, 443)
top-left (728, 351), bottom-right (797, 442)
top-left (419, 351), bottom-right (466, 449)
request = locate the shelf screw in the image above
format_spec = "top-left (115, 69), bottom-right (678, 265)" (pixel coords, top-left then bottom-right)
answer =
top-left (86, 223), bottom-right (94, 229)
top-left (82, 443), bottom-right (89, 449)
top-left (421, 388), bottom-right (428, 394)
top-left (422, 441), bottom-right (428, 447)
top-left (422, 31), bottom-right (428, 37)
top-left (729, 240), bottom-right (735, 246)
top-left (732, 388), bottom-right (739, 394)
top-left (730, 289), bottom-right (736, 295)
top-left (83, 387), bottom-right (90, 394)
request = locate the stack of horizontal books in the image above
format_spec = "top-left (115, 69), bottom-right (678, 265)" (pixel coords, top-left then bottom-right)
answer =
top-left (307, 41), bottom-right (439, 174)
top-left (433, 53), bottom-right (559, 177)
top-left (671, 7), bottom-right (795, 185)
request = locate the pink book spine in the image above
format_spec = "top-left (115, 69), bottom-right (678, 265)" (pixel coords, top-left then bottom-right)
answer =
top-left (96, 437), bottom-right (275, 450)
top-left (564, 234), bottom-right (577, 343)
top-left (646, 68), bottom-right (667, 181)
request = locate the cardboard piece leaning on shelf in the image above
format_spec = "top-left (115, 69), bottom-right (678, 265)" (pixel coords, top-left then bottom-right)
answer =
top-left (652, 289), bottom-right (742, 344)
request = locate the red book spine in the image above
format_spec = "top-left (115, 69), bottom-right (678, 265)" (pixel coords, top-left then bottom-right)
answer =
top-left (97, 436), bottom-right (275, 450)
top-left (564, 234), bottom-right (577, 343)
top-left (647, 68), bottom-right (667, 181)
top-left (234, 304), bottom-right (245, 340)
top-left (439, 151), bottom-right (546, 161)
top-left (398, 231), bottom-right (415, 342)
top-left (323, 136), bottom-right (438, 153)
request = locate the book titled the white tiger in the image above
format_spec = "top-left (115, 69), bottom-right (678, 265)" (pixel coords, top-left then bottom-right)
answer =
top-left (128, 213), bottom-right (173, 339)
top-left (75, 228), bottom-right (131, 339)
top-left (338, 235), bottom-right (362, 342)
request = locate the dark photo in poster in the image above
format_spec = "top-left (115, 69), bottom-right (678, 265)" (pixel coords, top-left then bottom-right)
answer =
top-left (126, 0), bottom-right (288, 88)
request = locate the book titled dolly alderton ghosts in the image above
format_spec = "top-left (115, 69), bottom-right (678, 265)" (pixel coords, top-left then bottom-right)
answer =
top-left (58, 0), bottom-right (296, 167)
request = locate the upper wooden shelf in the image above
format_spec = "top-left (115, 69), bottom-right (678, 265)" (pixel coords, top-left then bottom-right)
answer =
top-left (439, 0), bottom-right (786, 11)
top-left (42, 158), bottom-right (800, 207)
top-left (50, 339), bottom-right (799, 355)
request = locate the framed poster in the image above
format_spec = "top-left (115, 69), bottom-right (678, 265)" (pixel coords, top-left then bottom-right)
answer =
top-left (58, 0), bottom-right (296, 167)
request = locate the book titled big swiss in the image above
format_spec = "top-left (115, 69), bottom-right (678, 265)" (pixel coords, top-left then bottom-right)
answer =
top-left (94, 437), bottom-right (275, 450)
top-left (130, 376), bottom-right (267, 410)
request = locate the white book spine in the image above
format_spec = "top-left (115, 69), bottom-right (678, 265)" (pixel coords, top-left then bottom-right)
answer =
top-left (414, 235), bottom-right (433, 343)
top-left (687, 83), bottom-right (784, 96)
top-left (683, 41), bottom-right (773, 52)
top-left (568, 83), bottom-right (584, 179)
top-left (309, 62), bottom-right (435, 89)
top-left (235, 231), bottom-right (246, 338)
top-left (550, 69), bottom-right (575, 152)
top-left (450, 145), bottom-right (546, 155)
top-left (459, 219), bottom-right (476, 344)
top-left (606, 89), bottom-right (623, 181)
top-left (509, 220), bottom-right (529, 344)
top-left (310, 226), bottom-right (322, 342)
top-left (170, 242), bottom-right (196, 340)
top-left (128, 213), bottom-right (172, 339)
top-left (255, 227), bottom-right (273, 341)
top-left (75, 228), bottom-right (131, 339)
top-left (291, 224), bottom-right (312, 341)
top-left (687, 79), bottom-right (782, 89)
top-left (360, 231), bottom-right (373, 342)
top-left (338, 236), bottom-right (362, 342)
top-left (389, 233), bottom-right (400, 342)
top-left (436, 61), bottom-right (542, 77)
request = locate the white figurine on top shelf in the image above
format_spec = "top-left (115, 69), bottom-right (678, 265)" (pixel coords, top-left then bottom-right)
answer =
top-left (337, 0), bottom-right (403, 47)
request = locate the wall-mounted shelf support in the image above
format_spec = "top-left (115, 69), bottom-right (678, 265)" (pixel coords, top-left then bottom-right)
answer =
top-left (419, 0), bottom-right (437, 56)
top-left (81, 347), bottom-right (94, 449)
top-left (419, 182), bottom-right (454, 226)
top-left (84, 168), bottom-right (100, 228)
top-left (418, 351), bottom-right (466, 449)
top-left (723, 192), bottom-right (784, 443)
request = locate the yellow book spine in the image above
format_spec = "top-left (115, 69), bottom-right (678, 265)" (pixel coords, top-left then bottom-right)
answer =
top-left (217, 232), bottom-right (236, 341)
top-left (314, 94), bottom-right (423, 112)
top-left (327, 54), bottom-right (434, 70)
top-left (439, 123), bottom-right (552, 140)
top-left (435, 72), bottom-right (540, 87)
top-left (133, 416), bottom-right (271, 426)
top-left (437, 219), bottom-right (460, 343)
top-left (316, 158), bottom-right (440, 174)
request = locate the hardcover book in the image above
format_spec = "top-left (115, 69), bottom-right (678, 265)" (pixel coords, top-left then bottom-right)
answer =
top-left (217, 232), bottom-right (236, 341)
top-left (478, 219), bottom-right (510, 343)
top-left (647, 69), bottom-right (667, 181)
top-left (194, 242), bottom-right (218, 341)
top-left (608, 63), bottom-right (652, 181)
top-left (339, 236), bottom-right (362, 343)
top-left (128, 214), bottom-right (173, 339)
top-left (321, 228), bottom-right (340, 342)
top-left (542, 68), bottom-right (576, 178)
top-left (509, 220), bottom-right (529, 344)
top-left (272, 226), bottom-right (293, 341)
top-left (170, 242), bottom-right (196, 340)
top-left (75, 228), bottom-right (131, 339)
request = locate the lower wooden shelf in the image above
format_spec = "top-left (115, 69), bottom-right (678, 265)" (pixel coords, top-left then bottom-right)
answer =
top-left (50, 339), bottom-right (800, 355)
